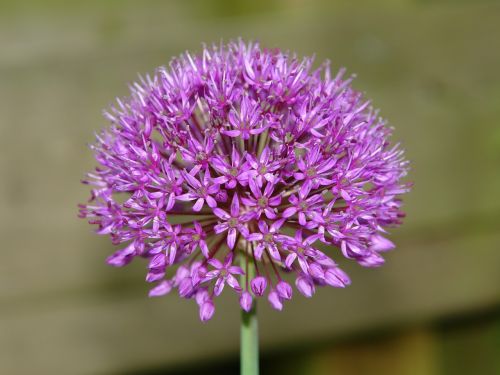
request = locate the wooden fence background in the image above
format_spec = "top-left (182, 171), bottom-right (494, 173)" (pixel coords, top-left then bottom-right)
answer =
top-left (1, 0), bottom-right (499, 374)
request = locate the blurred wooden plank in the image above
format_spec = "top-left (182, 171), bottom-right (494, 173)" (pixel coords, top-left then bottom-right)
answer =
top-left (438, 312), bottom-right (500, 375)
top-left (309, 329), bottom-right (438, 375)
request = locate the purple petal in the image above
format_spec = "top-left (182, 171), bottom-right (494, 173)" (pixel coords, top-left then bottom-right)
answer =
top-left (228, 266), bottom-right (245, 275)
top-left (193, 198), bottom-right (205, 211)
top-left (285, 253), bottom-right (297, 269)
top-left (340, 189), bottom-right (351, 201)
top-left (370, 234), bottom-right (395, 252)
top-left (298, 256), bottom-right (309, 273)
top-left (212, 176), bottom-right (227, 184)
top-left (305, 233), bottom-right (323, 245)
top-left (222, 129), bottom-right (241, 137)
top-left (166, 193), bottom-right (176, 211)
top-left (191, 266), bottom-right (206, 286)
top-left (203, 270), bottom-right (220, 281)
top-left (269, 195), bottom-right (281, 206)
top-left (231, 146), bottom-right (240, 164)
top-left (195, 288), bottom-right (210, 306)
top-left (270, 218), bottom-right (285, 231)
top-left (300, 180), bottom-right (313, 197)
top-left (245, 153), bottom-right (258, 169)
top-left (230, 193), bottom-right (240, 217)
top-left (330, 267), bottom-right (351, 285)
top-left (324, 268), bottom-right (346, 288)
top-left (214, 277), bottom-right (225, 296)
top-left (249, 127), bottom-right (264, 135)
top-left (282, 207), bottom-right (297, 218)
top-left (238, 225), bottom-right (249, 237)
top-left (223, 252), bottom-right (234, 267)
top-left (248, 178), bottom-right (261, 197)
top-left (214, 223), bottom-right (228, 234)
top-left (205, 195), bottom-right (217, 208)
top-left (148, 253), bottom-right (166, 270)
top-left (257, 220), bottom-right (269, 233)
top-left (213, 208), bottom-right (230, 219)
top-left (298, 212), bottom-right (307, 225)
top-left (106, 245), bottom-right (135, 267)
top-left (260, 147), bottom-right (270, 163)
top-left (178, 278), bottom-right (194, 297)
top-left (241, 197), bottom-right (256, 206)
top-left (176, 193), bottom-right (196, 202)
top-left (267, 245), bottom-right (281, 261)
top-left (200, 240), bottom-right (209, 258)
top-left (183, 170), bottom-right (201, 187)
top-left (308, 262), bottom-right (324, 279)
top-left (175, 265), bottom-right (190, 280)
top-left (227, 228), bottom-right (237, 249)
top-left (246, 233), bottom-right (263, 241)
top-left (207, 183), bottom-right (220, 195)
top-left (226, 179), bottom-right (237, 189)
top-left (226, 274), bottom-right (242, 292)
top-left (148, 281), bottom-right (172, 297)
top-left (293, 172), bottom-right (305, 180)
top-left (208, 258), bottom-right (223, 269)
top-left (264, 208), bottom-right (277, 219)
top-left (358, 252), bottom-right (385, 267)
top-left (252, 244), bottom-right (263, 260)
top-left (212, 157), bottom-right (228, 173)
top-left (146, 270), bottom-right (165, 283)
top-left (168, 243), bottom-right (177, 265)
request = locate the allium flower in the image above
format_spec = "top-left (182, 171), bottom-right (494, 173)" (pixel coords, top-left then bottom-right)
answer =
top-left (79, 40), bottom-right (410, 322)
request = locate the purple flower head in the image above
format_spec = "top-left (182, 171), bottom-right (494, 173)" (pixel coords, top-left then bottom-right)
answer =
top-left (80, 40), bottom-right (410, 321)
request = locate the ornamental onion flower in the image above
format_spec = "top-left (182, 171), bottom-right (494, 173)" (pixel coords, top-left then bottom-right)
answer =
top-left (79, 40), bottom-right (410, 323)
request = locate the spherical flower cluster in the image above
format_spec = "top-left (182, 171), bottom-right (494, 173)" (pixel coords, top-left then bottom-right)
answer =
top-left (79, 41), bottom-right (410, 321)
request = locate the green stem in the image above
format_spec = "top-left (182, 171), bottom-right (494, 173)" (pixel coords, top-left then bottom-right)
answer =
top-left (241, 300), bottom-right (259, 375)
top-left (240, 248), bottom-right (259, 375)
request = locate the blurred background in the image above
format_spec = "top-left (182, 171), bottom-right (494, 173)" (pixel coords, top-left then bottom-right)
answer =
top-left (1, 0), bottom-right (499, 374)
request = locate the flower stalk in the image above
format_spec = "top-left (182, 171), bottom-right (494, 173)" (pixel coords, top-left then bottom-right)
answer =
top-left (241, 297), bottom-right (259, 375)
top-left (241, 248), bottom-right (259, 375)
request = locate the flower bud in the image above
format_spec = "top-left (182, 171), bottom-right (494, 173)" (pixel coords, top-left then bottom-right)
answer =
top-left (148, 280), bottom-right (172, 297)
top-left (200, 301), bottom-right (215, 322)
top-left (251, 276), bottom-right (267, 296)
top-left (268, 290), bottom-right (283, 311)
top-left (240, 291), bottom-right (253, 312)
top-left (296, 275), bottom-right (315, 298)
top-left (276, 280), bottom-right (292, 300)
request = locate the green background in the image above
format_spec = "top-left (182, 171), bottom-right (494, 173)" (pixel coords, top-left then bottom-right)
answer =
top-left (1, 0), bottom-right (499, 374)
